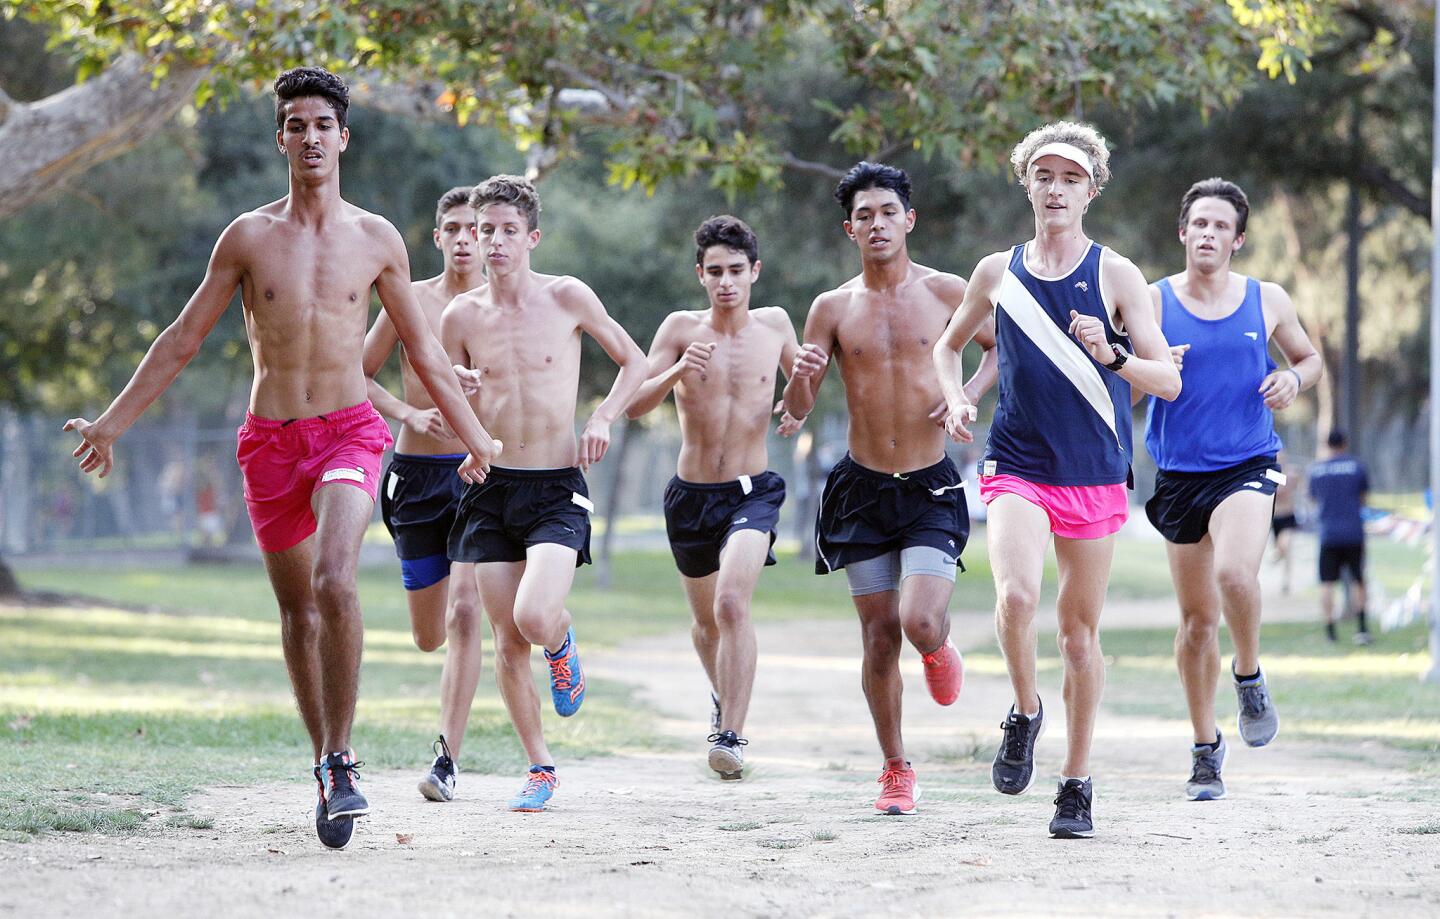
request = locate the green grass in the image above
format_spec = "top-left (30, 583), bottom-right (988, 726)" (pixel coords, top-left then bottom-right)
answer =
top-left (1073, 618), bottom-right (1440, 753)
top-left (6, 538), bottom-right (1436, 839)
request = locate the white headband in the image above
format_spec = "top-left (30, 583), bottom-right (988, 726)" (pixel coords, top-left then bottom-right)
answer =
top-left (1029, 142), bottom-right (1096, 183)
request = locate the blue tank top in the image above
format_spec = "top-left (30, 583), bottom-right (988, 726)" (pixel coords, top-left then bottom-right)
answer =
top-left (1145, 277), bottom-right (1282, 472)
top-left (982, 242), bottom-right (1133, 486)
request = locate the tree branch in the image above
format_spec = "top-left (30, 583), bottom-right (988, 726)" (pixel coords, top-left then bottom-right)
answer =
top-left (782, 153), bottom-right (845, 180)
top-left (0, 55), bottom-right (204, 219)
top-left (1355, 161), bottom-right (1428, 223)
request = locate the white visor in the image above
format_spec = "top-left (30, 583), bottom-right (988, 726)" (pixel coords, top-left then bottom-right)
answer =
top-left (1029, 142), bottom-right (1096, 183)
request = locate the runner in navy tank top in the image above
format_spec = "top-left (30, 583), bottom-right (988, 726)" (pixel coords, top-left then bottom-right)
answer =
top-left (1142, 178), bottom-right (1321, 802)
top-left (934, 121), bottom-right (1180, 840)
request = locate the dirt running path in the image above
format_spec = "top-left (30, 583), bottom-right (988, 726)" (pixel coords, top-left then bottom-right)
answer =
top-left (4, 597), bottom-right (1437, 918)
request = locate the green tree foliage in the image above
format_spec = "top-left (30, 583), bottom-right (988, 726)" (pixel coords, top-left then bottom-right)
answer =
top-left (3, 0), bottom-right (1396, 197)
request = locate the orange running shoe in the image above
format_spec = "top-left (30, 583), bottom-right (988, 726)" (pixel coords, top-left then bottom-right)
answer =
top-left (921, 637), bottom-right (964, 706)
top-left (874, 758), bottom-right (919, 815)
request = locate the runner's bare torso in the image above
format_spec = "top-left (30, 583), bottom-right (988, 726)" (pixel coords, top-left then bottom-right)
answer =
top-left (665, 308), bottom-right (799, 482)
top-left (810, 264), bottom-right (967, 473)
top-left (443, 273), bottom-right (594, 469)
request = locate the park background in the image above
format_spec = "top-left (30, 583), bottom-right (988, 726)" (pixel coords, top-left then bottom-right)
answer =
top-left (0, 2), bottom-right (1437, 917)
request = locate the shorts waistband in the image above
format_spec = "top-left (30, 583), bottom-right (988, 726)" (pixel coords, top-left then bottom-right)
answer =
top-left (1157, 453), bottom-right (1278, 480)
top-left (671, 471), bottom-right (776, 492)
top-left (490, 465), bottom-right (583, 480)
top-left (244, 400), bottom-right (377, 432)
top-left (843, 453), bottom-right (953, 481)
top-left (393, 452), bottom-right (467, 466)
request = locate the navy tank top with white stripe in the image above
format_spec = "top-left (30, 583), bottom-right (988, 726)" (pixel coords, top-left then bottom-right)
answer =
top-left (1145, 276), bottom-right (1281, 472)
top-left (982, 242), bottom-right (1133, 486)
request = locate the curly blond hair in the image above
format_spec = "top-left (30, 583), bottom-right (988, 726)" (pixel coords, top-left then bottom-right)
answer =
top-left (1010, 121), bottom-right (1112, 193)
top-left (469, 174), bottom-right (542, 231)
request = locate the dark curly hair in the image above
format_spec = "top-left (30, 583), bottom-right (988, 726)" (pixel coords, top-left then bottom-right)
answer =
top-left (833, 161), bottom-right (912, 217)
top-left (274, 66), bottom-right (350, 131)
top-left (694, 215), bottom-right (758, 265)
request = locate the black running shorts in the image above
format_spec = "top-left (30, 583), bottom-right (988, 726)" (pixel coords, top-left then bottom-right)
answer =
top-left (1318, 542), bottom-right (1364, 584)
top-left (663, 471), bottom-right (785, 579)
top-left (1145, 454), bottom-right (1282, 545)
top-left (448, 466), bottom-right (592, 566)
top-left (814, 454), bottom-right (968, 575)
top-left (380, 453), bottom-right (466, 560)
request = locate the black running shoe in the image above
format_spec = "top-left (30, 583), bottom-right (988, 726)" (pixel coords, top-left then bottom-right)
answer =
top-left (992, 699), bottom-right (1044, 795)
top-left (707, 730), bottom-right (748, 780)
top-left (1048, 778), bottom-right (1094, 839)
top-left (313, 766), bottom-right (355, 850)
top-left (418, 734), bottom-right (457, 803)
top-left (321, 751), bottom-right (369, 820)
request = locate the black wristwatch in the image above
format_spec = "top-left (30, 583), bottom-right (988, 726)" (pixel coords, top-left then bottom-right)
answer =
top-left (1103, 343), bottom-right (1129, 372)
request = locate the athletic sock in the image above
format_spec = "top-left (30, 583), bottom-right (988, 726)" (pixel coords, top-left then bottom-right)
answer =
top-left (1356, 609), bottom-right (1370, 633)
top-left (1325, 622), bottom-right (1338, 641)
top-left (1193, 731), bottom-right (1221, 752)
top-left (883, 756), bottom-right (909, 771)
top-left (533, 764), bottom-right (556, 773)
top-left (1234, 668), bottom-right (1260, 684)
top-left (546, 634), bottom-right (572, 658)
top-left (1062, 775), bottom-right (1090, 784)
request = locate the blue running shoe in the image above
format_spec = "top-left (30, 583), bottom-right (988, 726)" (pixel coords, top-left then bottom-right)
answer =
top-left (320, 751), bottom-right (369, 820)
top-left (508, 766), bottom-right (558, 812)
top-left (313, 765), bottom-right (355, 850)
top-left (544, 628), bottom-right (586, 717)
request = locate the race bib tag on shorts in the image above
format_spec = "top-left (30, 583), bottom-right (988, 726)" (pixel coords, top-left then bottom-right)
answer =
top-left (738, 474), bottom-right (753, 495)
top-left (322, 467), bottom-right (366, 485)
top-left (1265, 468), bottom-right (1287, 486)
top-left (571, 493), bottom-right (595, 513)
top-left (982, 460), bottom-right (998, 478)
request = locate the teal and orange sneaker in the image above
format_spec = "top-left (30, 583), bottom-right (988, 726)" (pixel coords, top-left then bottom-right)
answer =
top-left (508, 766), bottom-right (559, 812)
top-left (544, 628), bottom-right (586, 717)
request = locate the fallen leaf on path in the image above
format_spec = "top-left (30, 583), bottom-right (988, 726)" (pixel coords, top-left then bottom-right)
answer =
top-left (395, 833), bottom-right (414, 845)
top-left (267, 848), bottom-right (287, 855)
top-left (8, 714), bottom-right (32, 731)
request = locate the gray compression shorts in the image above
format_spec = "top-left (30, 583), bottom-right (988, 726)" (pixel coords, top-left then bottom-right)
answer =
top-left (844, 545), bottom-right (957, 596)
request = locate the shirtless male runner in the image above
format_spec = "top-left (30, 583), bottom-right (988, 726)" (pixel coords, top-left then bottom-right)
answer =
top-left (783, 162), bottom-right (996, 816)
top-left (442, 175), bottom-right (647, 812)
top-left (362, 187), bottom-right (489, 802)
top-left (626, 215), bottom-right (804, 779)
top-left (934, 122), bottom-right (1180, 838)
top-left (64, 68), bottom-right (502, 849)
top-left (1141, 177), bottom-right (1321, 801)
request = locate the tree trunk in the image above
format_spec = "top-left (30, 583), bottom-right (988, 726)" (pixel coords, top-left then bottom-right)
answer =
top-left (593, 417), bottom-right (635, 590)
top-left (0, 556), bottom-right (18, 599)
top-left (0, 55), bottom-right (204, 219)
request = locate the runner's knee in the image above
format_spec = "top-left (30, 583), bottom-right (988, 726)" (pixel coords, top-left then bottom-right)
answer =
top-left (996, 580), bottom-right (1039, 621)
top-left (447, 595), bottom-right (484, 641)
top-left (1214, 563), bottom-right (1257, 599)
top-left (311, 563), bottom-right (358, 614)
top-left (1056, 625), bottom-right (1100, 667)
top-left (1175, 613), bottom-right (1219, 650)
top-left (712, 590), bottom-right (750, 630)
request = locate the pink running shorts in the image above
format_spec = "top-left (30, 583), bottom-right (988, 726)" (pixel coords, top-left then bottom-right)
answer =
top-left (236, 401), bottom-right (394, 552)
top-left (979, 474), bottom-right (1129, 540)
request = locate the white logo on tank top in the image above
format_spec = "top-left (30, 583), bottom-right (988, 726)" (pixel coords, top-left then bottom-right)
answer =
top-left (1074, 280), bottom-right (1089, 292)
top-left (1244, 331), bottom-right (1259, 340)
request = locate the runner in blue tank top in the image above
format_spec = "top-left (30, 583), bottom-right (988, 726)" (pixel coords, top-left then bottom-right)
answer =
top-left (933, 122), bottom-right (1181, 839)
top-left (1142, 178), bottom-right (1321, 802)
